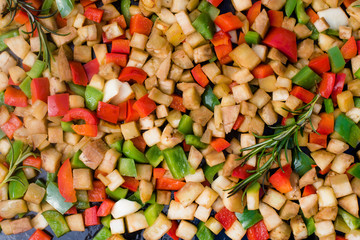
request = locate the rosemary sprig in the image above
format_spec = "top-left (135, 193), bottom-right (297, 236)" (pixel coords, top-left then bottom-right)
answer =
top-left (227, 94), bottom-right (321, 198)
top-left (0, 139), bottom-right (37, 189)
top-left (2, 0), bottom-right (66, 70)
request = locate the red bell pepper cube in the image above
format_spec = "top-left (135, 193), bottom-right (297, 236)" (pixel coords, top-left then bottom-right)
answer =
top-left (83, 58), bottom-right (100, 81)
top-left (121, 176), bottom-right (140, 192)
top-left (215, 207), bottom-right (237, 230)
top-left (308, 54), bottom-right (330, 75)
top-left (118, 67), bottom-right (147, 84)
top-left (210, 138), bottom-right (231, 152)
top-left (232, 114), bottom-right (245, 130)
top-left (318, 72), bottom-right (336, 99)
top-left (109, 15), bottom-right (127, 29)
top-left (331, 73), bottom-right (346, 105)
top-left (125, 99), bottom-right (140, 123)
top-left (0, 114), bottom-right (22, 139)
top-left (232, 164), bottom-right (255, 179)
top-left (214, 41), bottom-right (233, 65)
top-left (268, 10), bottom-right (283, 27)
top-left (238, 32), bottom-right (246, 45)
top-left (131, 136), bottom-right (147, 153)
top-left (26, 21), bottom-right (38, 37)
top-left (29, 229), bottom-right (52, 240)
top-left (111, 39), bottom-right (130, 54)
top-left (84, 7), bottom-right (104, 23)
top-left (153, 168), bottom-right (166, 179)
top-left (97, 199), bottom-right (115, 217)
top-left (191, 64), bottom-right (209, 88)
top-left (31, 77), bottom-right (50, 104)
top-left (23, 156), bottom-right (42, 169)
top-left (263, 27), bottom-right (297, 63)
top-left (88, 181), bottom-right (106, 202)
top-left (80, 0), bottom-right (93, 7)
top-left (318, 164), bottom-right (331, 175)
top-left (336, 236), bottom-right (347, 240)
top-left (58, 159), bottom-right (77, 203)
top-left (14, 10), bottom-right (29, 24)
top-left (247, 1), bottom-right (261, 25)
top-left (316, 112), bottom-right (334, 135)
top-left (69, 61), bottom-right (89, 86)
top-left (97, 101), bottom-right (120, 124)
top-left (156, 178), bottom-right (186, 191)
top-left (4, 86), bottom-right (28, 107)
top-left (62, 108), bottom-right (98, 125)
top-left (47, 93), bottom-right (69, 117)
top-left (22, 63), bottom-right (31, 72)
top-left (106, 53), bottom-right (128, 68)
top-left (65, 206), bottom-right (78, 214)
top-left (344, 0), bottom-right (356, 7)
top-left (251, 64), bottom-right (274, 79)
top-left (118, 101), bottom-right (128, 121)
top-left (132, 94), bottom-right (157, 118)
top-left (211, 31), bottom-right (231, 47)
top-left (167, 220), bottom-right (179, 240)
top-left (290, 86), bottom-right (315, 104)
top-left (84, 206), bottom-right (100, 226)
top-left (341, 36), bottom-right (357, 59)
top-left (302, 184), bottom-right (317, 197)
top-left (309, 132), bottom-right (327, 148)
top-left (183, 140), bottom-right (191, 152)
top-left (207, 0), bottom-right (223, 7)
top-left (8, 77), bottom-right (18, 86)
top-left (306, 8), bottom-right (319, 24)
top-left (56, 13), bottom-right (67, 28)
top-left (247, 220), bottom-right (269, 240)
top-left (269, 164), bottom-right (293, 193)
top-left (214, 12), bottom-right (243, 32)
top-left (170, 95), bottom-right (186, 113)
top-left (130, 14), bottom-right (153, 36)
top-left (72, 124), bottom-right (98, 137)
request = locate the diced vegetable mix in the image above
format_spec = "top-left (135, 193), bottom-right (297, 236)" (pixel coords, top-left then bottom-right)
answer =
top-left (1, 0), bottom-right (360, 239)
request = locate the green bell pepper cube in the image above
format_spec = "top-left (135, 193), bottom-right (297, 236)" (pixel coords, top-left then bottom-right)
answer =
top-left (295, 0), bottom-right (310, 24)
top-left (292, 66), bottom-right (321, 90)
top-left (118, 158), bottom-right (137, 177)
top-left (144, 204), bottom-right (164, 226)
top-left (354, 97), bottom-right (360, 108)
top-left (335, 216), bottom-right (351, 234)
top-left (110, 139), bottom-right (124, 152)
top-left (307, 22), bottom-right (319, 40)
top-left (145, 145), bottom-right (164, 167)
top-left (101, 215), bottom-right (112, 228)
top-left (338, 208), bottom-right (360, 230)
top-left (197, 221), bottom-right (214, 240)
top-left (197, 0), bottom-right (220, 20)
top-left (0, 29), bottom-right (19, 51)
top-left (236, 208), bottom-right (263, 230)
top-left (163, 146), bottom-right (193, 179)
top-left (46, 172), bottom-right (57, 185)
top-left (192, 12), bottom-right (215, 40)
top-left (303, 216), bottom-right (316, 235)
top-left (19, 76), bottom-right (32, 98)
top-left (328, 46), bottom-right (346, 73)
top-left (71, 150), bottom-right (88, 168)
top-left (41, 0), bottom-right (54, 14)
top-left (185, 135), bottom-right (208, 149)
top-left (209, 55), bottom-right (217, 63)
top-left (56, 0), bottom-right (75, 17)
top-left (326, 29), bottom-right (339, 37)
top-left (151, 14), bottom-right (158, 22)
top-left (123, 140), bottom-right (148, 163)
top-left (293, 149), bottom-right (315, 177)
top-left (27, 60), bottom-right (46, 79)
top-left (347, 163), bottom-right (360, 179)
top-left (46, 182), bottom-right (74, 214)
top-left (6, 140), bottom-right (23, 163)
top-left (245, 31), bottom-right (261, 45)
top-left (335, 114), bottom-right (360, 148)
top-left (204, 163), bottom-right (224, 183)
top-left (178, 114), bottom-right (193, 135)
top-left (93, 227), bottom-right (112, 240)
top-left (0, 129), bottom-right (5, 140)
top-left (324, 98), bottom-right (334, 113)
top-left (202, 86), bottom-right (220, 111)
top-left (17, 212), bottom-right (26, 218)
top-left (246, 182), bottom-right (260, 208)
top-left (68, 82), bottom-right (86, 98)
top-left (9, 170), bottom-right (29, 199)
top-left (61, 121), bottom-right (75, 133)
top-left (285, 0), bottom-right (296, 17)
top-left (355, 68), bottom-right (360, 79)
top-left (85, 86), bottom-right (103, 111)
top-left (106, 187), bottom-right (128, 201)
top-left (42, 210), bottom-right (70, 237)
top-left (76, 190), bottom-right (90, 210)
top-left (121, 0), bottom-right (131, 26)
top-left (35, 179), bottom-right (46, 188)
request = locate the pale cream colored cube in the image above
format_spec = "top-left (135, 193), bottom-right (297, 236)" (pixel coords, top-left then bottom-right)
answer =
top-left (24, 183), bottom-right (45, 204)
top-left (225, 220), bottom-right (246, 240)
top-left (73, 168), bottom-right (93, 190)
top-left (110, 218), bottom-right (125, 234)
top-left (121, 121), bottom-right (140, 140)
top-left (66, 214), bottom-right (85, 231)
top-left (205, 217), bottom-right (223, 235)
top-left (330, 174), bottom-right (353, 198)
top-left (194, 205), bottom-right (211, 222)
top-left (232, 83), bottom-right (253, 103)
top-left (339, 26), bottom-right (352, 40)
top-left (176, 220), bottom-right (197, 240)
top-left (48, 126), bottom-right (63, 144)
top-left (107, 169), bottom-right (125, 191)
top-left (125, 211), bottom-right (149, 233)
top-left (314, 17), bottom-right (330, 33)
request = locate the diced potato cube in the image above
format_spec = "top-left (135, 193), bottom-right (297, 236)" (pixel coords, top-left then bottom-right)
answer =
top-left (176, 220), bottom-right (197, 240)
top-left (177, 182), bottom-right (204, 207)
top-left (290, 215), bottom-right (307, 240)
top-left (8, 66), bottom-right (26, 85)
top-left (48, 126), bottom-right (63, 144)
top-left (330, 174), bottom-right (353, 198)
top-left (331, 153), bottom-right (354, 174)
top-left (121, 121), bottom-right (140, 140)
top-left (229, 43), bottom-right (261, 70)
top-left (232, 83), bottom-right (253, 103)
top-left (139, 180), bottom-right (153, 203)
top-left (314, 17), bottom-right (330, 33)
top-left (102, 22), bottom-right (124, 40)
top-left (262, 188), bottom-right (287, 210)
top-left (106, 169), bottom-right (125, 191)
top-left (259, 202), bottom-right (283, 231)
top-left (10, 217), bottom-right (32, 234)
top-left (339, 26), bottom-right (352, 40)
top-left (69, 95), bottom-right (85, 108)
top-left (327, 139), bottom-right (349, 154)
top-left (183, 87), bottom-right (201, 110)
top-left (167, 200), bottom-right (197, 220)
top-left (205, 217), bottom-right (223, 235)
top-left (41, 147), bottom-right (62, 173)
top-left (279, 200), bottom-right (300, 220)
top-left (258, 75), bottom-right (277, 92)
top-left (23, 183), bottom-right (45, 204)
top-left (337, 90), bottom-right (354, 112)
top-left (310, 150), bottom-right (335, 171)
top-left (73, 168), bottom-right (93, 190)
top-left (66, 214), bottom-right (85, 232)
top-left (156, 190), bottom-right (171, 205)
top-left (194, 205), bottom-right (211, 222)
top-left (130, 33), bottom-right (148, 50)
top-left (110, 218), bottom-right (125, 234)
top-left (143, 213), bottom-right (172, 240)
top-left (4, 36), bottom-right (30, 59)
top-left (225, 220), bottom-right (246, 240)
top-left (31, 212), bottom-right (48, 230)
top-left (125, 211), bottom-right (149, 233)
top-left (315, 221), bottom-right (335, 238)
top-left (299, 194), bottom-right (318, 218)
